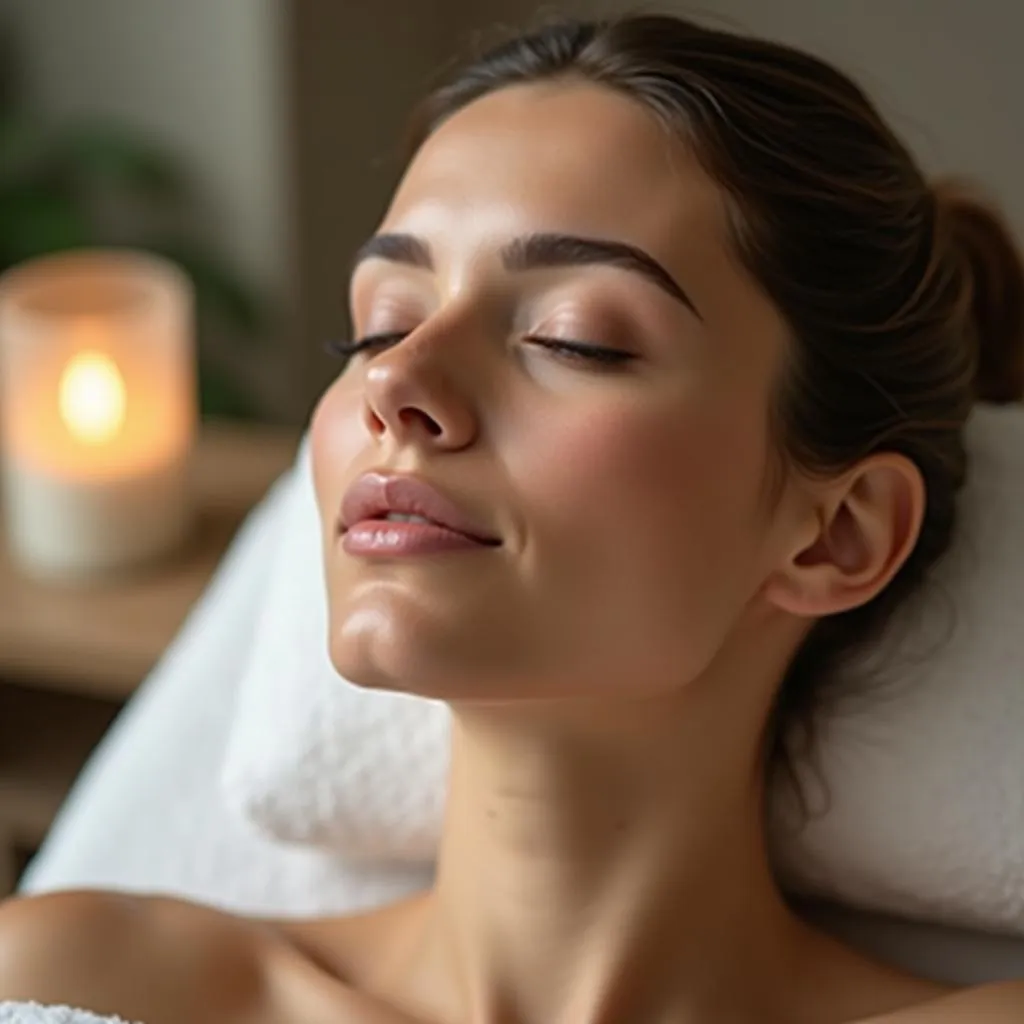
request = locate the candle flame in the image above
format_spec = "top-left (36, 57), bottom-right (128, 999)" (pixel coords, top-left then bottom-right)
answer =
top-left (58, 350), bottom-right (127, 445)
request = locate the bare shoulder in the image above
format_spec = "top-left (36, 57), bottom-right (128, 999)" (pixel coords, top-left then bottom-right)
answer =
top-left (269, 890), bottom-right (431, 990)
top-left (871, 980), bottom-right (1024, 1022)
top-left (0, 889), bottom-right (271, 1024)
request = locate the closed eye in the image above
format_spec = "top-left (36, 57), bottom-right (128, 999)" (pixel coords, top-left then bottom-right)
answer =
top-left (324, 332), bottom-right (637, 370)
top-left (324, 332), bottom-right (408, 360)
top-left (525, 336), bottom-right (636, 368)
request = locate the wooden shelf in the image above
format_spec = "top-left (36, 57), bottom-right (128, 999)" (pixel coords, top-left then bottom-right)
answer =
top-left (0, 419), bottom-right (302, 893)
top-left (0, 419), bottom-right (301, 701)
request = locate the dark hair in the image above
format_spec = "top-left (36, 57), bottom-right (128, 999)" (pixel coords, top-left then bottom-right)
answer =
top-left (407, 14), bottom-right (1024, 790)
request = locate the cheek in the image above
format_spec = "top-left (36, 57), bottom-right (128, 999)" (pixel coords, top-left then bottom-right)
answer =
top-left (508, 392), bottom-right (772, 677)
top-left (309, 378), bottom-right (366, 529)
top-left (517, 394), bottom-right (767, 549)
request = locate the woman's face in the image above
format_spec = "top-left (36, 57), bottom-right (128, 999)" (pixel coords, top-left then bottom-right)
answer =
top-left (311, 82), bottom-right (798, 702)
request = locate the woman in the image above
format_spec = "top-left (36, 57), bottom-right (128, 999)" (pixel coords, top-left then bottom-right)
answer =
top-left (1, 13), bottom-right (1023, 1024)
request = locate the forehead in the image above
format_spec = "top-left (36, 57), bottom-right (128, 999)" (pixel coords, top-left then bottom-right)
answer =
top-left (382, 82), bottom-right (728, 265)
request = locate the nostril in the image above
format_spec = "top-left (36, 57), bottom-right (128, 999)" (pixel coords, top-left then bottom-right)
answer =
top-left (364, 406), bottom-right (387, 437)
top-left (398, 407), bottom-right (443, 437)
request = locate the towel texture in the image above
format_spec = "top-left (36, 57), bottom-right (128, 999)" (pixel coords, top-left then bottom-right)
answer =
top-left (221, 405), bottom-right (1024, 935)
top-left (0, 1004), bottom-right (138, 1024)
top-left (21, 474), bottom-right (431, 917)
top-left (221, 438), bottom-right (450, 864)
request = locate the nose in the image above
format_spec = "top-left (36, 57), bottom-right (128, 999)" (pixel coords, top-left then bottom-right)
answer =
top-left (361, 324), bottom-right (478, 452)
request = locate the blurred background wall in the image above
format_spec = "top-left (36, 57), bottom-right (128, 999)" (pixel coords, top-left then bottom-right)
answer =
top-left (2, 0), bottom-right (295, 419)
top-left (2, 0), bottom-right (1021, 423)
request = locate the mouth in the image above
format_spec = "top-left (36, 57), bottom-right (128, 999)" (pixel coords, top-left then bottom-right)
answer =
top-left (338, 472), bottom-right (502, 556)
top-left (368, 510), bottom-right (498, 541)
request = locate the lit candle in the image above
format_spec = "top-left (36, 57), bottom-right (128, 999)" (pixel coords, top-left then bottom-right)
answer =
top-left (0, 249), bottom-right (196, 579)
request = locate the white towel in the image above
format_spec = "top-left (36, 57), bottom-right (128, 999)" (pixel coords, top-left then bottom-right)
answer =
top-left (21, 473), bottom-right (431, 918)
top-left (221, 440), bottom-right (449, 864)
top-left (221, 404), bottom-right (1024, 936)
top-left (0, 1004), bottom-right (138, 1024)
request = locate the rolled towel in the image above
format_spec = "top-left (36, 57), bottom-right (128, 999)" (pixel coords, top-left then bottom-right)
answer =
top-left (20, 474), bottom-right (432, 920)
top-left (0, 1004), bottom-right (139, 1024)
top-left (220, 404), bottom-right (1024, 936)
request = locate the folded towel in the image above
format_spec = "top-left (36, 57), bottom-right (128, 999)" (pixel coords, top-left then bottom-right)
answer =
top-left (0, 1004), bottom-right (138, 1024)
top-left (20, 474), bottom-right (432, 919)
top-left (221, 440), bottom-right (450, 864)
top-left (220, 404), bottom-right (1024, 936)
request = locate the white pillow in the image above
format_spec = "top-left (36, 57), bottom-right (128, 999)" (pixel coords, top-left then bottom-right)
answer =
top-left (221, 405), bottom-right (1024, 936)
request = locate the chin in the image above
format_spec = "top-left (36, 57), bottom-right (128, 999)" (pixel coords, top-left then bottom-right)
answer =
top-left (326, 597), bottom-right (486, 700)
top-left (324, 598), bottom-right (576, 705)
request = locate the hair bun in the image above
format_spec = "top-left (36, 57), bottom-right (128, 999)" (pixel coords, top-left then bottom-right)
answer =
top-left (934, 178), bottom-right (1024, 403)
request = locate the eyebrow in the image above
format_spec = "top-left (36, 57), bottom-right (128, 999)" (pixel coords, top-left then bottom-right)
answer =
top-left (351, 231), bottom-right (702, 320)
top-left (352, 233), bottom-right (432, 272)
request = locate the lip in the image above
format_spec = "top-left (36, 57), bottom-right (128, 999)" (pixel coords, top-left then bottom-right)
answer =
top-left (339, 471), bottom-right (501, 555)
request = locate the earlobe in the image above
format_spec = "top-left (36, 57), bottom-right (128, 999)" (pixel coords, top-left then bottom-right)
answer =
top-left (764, 454), bottom-right (925, 619)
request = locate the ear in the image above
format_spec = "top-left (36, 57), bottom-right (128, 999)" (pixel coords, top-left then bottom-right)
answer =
top-left (764, 454), bottom-right (925, 618)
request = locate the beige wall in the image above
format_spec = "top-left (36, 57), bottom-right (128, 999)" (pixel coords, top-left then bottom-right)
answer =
top-left (10, 0), bottom-right (291, 300)
top-left (672, 0), bottom-right (1024, 224)
top-left (490, 0), bottom-right (1024, 224)
top-left (7, 0), bottom-right (297, 418)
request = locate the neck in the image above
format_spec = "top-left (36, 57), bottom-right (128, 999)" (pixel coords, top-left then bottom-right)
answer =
top-left (379, 643), bottom-right (812, 1024)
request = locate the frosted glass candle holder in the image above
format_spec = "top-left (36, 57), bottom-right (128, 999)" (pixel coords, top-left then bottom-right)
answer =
top-left (0, 249), bottom-right (197, 580)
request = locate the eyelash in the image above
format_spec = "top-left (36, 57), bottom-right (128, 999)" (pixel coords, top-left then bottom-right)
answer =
top-left (324, 333), bottom-right (635, 368)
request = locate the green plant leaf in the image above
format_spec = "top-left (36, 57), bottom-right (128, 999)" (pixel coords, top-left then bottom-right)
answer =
top-left (48, 122), bottom-right (190, 203)
top-left (0, 188), bottom-right (91, 267)
top-left (0, 114), bottom-right (53, 188)
top-left (197, 358), bottom-right (264, 420)
top-left (0, 27), bottom-right (25, 116)
top-left (145, 238), bottom-right (267, 336)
